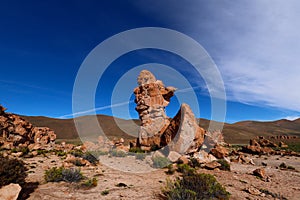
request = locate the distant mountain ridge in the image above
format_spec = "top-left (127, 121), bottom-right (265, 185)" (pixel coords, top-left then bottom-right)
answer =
top-left (21, 115), bottom-right (300, 144)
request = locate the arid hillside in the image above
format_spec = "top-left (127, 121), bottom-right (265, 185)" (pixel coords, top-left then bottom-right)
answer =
top-left (21, 115), bottom-right (300, 144)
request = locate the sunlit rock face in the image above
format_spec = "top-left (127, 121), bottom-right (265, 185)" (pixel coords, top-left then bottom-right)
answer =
top-left (133, 70), bottom-right (205, 153)
top-left (134, 70), bottom-right (176, 148)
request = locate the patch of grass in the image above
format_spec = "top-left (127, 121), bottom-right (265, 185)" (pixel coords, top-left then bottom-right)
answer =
top-left (279, 162), bottom-right (287, 169)
top-left (152, 156), bottom-right (171, 168)
top-left (101, 190), bottom-right (109, 196)
top-left (0, 156), bottom-right (27, 187)
top-left (161, 173), bottom-right (230, 200)
top-left (287, 165), bottom-right (296, 170)
top-left (55, 150), bottom-right (67, 157)
top-left (176, 164), bottom-right (195, 176)
top-left (135, 153), bottom-right (146, 160)
top-left (217, 159), bottom-right (231, 171)
top-left (109, 149), bottom-right (127, 157)
top-left (82, 152), bottom-right (99, 165)
top-left (165, 164), bottom-right (175, 175)
top-left (188, 157), bottom-right (201, 168)
top-left (44, 167), bottom-right (83, 183)
top-left (81, 177), bottom-right (98, 188)
top-left (129, 147), bottom-right (145, 154)
top-left (70, 150), bottom-right (99, 165)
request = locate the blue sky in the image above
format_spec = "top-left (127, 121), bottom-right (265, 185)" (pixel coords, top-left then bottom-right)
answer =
top-left (0, 0), bottom-right (300, 123)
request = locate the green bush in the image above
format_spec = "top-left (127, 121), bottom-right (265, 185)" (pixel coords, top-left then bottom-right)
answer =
top-left (152, 156), bottom-right (171, 168)
top-left (0, 156), bottom-right (28, 187)
top-left (82, 152), bottom-right (98, 165)
top-left (176, 164), bottom-right (195, 175)
top-left (135, 153), bottom-right (146, 160)
top-left (217, 159), bottom-right (231, 171)
top-left (70, 150), bottom-right (98, 165)
top-left (81, 177), bottom-right (98, 188)
top-left (165, 164), bottom-right (175, 175)
top-left (129, 147), bottom-right (145, 153)
top-left (188, 158), bottom-right (201, 168)
top-left (109, 149), bottom-right (127, 157)
top-left (44, 167), bottom-right (83, 183)
top-left (101, 190), bottom-right (109, 196)
top-left (161, 173), bottom-right (230, 200)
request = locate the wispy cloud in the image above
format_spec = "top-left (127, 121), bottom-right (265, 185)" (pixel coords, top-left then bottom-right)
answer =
top-left (134, 0), bottom-right (300, 112)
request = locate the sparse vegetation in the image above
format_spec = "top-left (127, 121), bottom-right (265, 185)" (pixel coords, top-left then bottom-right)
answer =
top-left (101, 190), bottom-right (109, 196)
top-left (81, 177), bottom-right (98, 188)
top-left (0, 156), bottom-right (28, 187)
top-left (161, 172), bottom-right (230, 200)
top-left (70, 150), bottom-right (98, 165)
top-left (152, 156), bottom-right (171, 168)
top-left (135, 153), bottom-right (146, 160)
top-left (129, 147), bottom-right (145, 154)
top-left (176, 164), bottom-right (195, 175)
top-left (165, 164), bottom-right (175, 175)
top-left (109, 149), bottom-right (127, 157)
top-left (188, 157), bottom-right (201, 168)
top-left (217, 159), bottom-right (231, 171)
top-left (44, 167), bottom-right (83, 183)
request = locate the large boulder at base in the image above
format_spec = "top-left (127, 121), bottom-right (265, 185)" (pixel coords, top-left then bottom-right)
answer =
top-left (210, 145), bottom-right (229, 159)
top-left (162, 103), bottom-right (205, 154)
top-left (0, 183), bottom-right (22, 200)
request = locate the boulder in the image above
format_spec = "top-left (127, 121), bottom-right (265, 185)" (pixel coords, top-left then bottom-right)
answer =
top-left (194, 150), bottom-right (217, 164)
top-left (253, 168), bottom-right (266, 179)
top-left (204, 161), bottom-right (221, 170)
top-left (163, 104), bottom-right (205, 154)
top-left (210, 145), bottom-right (229, 159)
top-left (0, 183), bottom-right (22, 200)
top-left (279, 141), bottom-right (288, 148)
top-left (167, 151), bottom-right (182, 163)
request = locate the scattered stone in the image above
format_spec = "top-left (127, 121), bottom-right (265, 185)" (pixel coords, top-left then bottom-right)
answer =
top-left (167, 151), bottom-right (181, 163)
top-left (194, 150), bottom-right (217, 164)
top-left (279, 141), bottom-right (288, 148)
top-left (210, 145), bottom-right (229, 159)
top-left (204, 161), bottom-right (221, 170)
top-left (253, 168), bottom-right (266, 179)
top-left (245, 187), bottom-right (261, 195)
top-left (0, 183), bottom-right (22, 200)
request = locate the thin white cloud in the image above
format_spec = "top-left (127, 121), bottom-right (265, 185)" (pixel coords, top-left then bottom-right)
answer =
top-left (134, 0), bottom-right (300, 112)
top-left (284, 116), bottom-right (300, 121)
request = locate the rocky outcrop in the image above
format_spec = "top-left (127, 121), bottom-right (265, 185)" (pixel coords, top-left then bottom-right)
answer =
top-left (0, 105), bottom-right (56, 150)
top-left (134, 70), bottom-right (176, 147)
top-left (133, 70), bottom-right (205, 154)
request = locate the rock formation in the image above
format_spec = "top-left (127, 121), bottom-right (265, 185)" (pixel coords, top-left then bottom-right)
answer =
top-left (0, 105), bottom-right (56, 150)
top-left (134, 70), bottom-right (205, 153)
top-left (134, 70), bottom-right (176, 148)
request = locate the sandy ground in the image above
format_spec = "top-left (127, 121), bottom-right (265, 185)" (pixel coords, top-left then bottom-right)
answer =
top-left (22, 154), bottom-right (300, 200)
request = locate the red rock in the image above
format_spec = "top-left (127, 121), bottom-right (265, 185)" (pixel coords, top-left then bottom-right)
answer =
top-left (253, 168), bottom-right (266, 179)
top-left (210, 145), bottom-right (229, 159)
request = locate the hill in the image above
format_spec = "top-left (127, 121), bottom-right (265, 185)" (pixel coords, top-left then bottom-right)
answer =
top-left (21, 115), bottom-right (300, 144)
